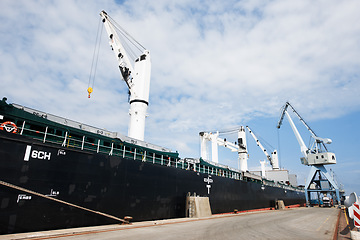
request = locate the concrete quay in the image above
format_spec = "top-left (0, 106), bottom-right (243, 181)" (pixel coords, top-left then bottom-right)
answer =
top-left (1, 207), bottom-right (344, 240)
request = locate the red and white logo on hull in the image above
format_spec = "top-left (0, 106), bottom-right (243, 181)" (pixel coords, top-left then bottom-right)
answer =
top-left (0, 121), bottom-right (17, 133)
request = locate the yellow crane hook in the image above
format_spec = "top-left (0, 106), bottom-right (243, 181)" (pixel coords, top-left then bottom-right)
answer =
top-left (87, 87), bottom-right (93, 98)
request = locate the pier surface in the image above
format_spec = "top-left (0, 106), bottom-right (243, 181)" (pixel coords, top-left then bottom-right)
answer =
top-left (2, 207), bottom-right (340, 240)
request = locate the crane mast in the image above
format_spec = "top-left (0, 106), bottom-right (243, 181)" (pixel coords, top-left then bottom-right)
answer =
top-left (100, 11), bottom-right (151, 141)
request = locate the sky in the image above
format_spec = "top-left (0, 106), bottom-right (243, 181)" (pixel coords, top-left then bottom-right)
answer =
top-left (0, 0), bottom-right (359, 196)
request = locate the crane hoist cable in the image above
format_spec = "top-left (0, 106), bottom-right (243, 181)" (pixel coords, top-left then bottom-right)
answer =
top-left (217, 127), bottom-right (240, 135)
top-left (87, 13), bottom-right (147, 99)
top-left (248, 127), bottom-right (275, 151)
top-left (101, 11), bottom-right (146, 64)
top-left (106, 13), bottom-right (146, 53)
top-left (277, 127), bottom-right (282, 169)
top-left (87, 16), bottom-right (104, 98)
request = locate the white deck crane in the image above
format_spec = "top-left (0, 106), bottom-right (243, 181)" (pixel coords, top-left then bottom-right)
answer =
top-left (246, 126), bottom-right (279, 170)
top-left (100, 10), bottom-right (151, 141)
top-left (277, 102), bottom-right (340, 206)
top-left (199, 126), bottom-right (248, 172)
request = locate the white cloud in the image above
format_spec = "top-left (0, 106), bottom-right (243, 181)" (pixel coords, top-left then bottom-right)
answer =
top-left (1, 0), bottom-right (360, 171)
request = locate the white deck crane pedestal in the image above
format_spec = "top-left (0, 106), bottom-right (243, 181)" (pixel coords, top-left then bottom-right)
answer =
top-left (277, 102), bottom-right (340, 206)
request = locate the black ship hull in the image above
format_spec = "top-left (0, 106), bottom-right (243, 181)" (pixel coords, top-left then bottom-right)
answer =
top-left (0, 131), bottom-right (305, 234)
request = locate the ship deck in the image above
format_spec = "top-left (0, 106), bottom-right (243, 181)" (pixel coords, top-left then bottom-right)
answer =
top-left (2, 206), bottom-right (348, 240)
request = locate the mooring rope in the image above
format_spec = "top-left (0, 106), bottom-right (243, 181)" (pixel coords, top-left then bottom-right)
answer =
top-left (344, 207), bottom-right (352, 231)
top-left (0, 180), bottom-right (129, 224)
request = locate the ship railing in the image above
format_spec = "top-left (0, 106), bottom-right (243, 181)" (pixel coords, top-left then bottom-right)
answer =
top-left (261, 178), bottom-right (303, 192)
top-left (269, 181), bottom-right (303, 192)
top-left (13, 103), bottom-right (174, 153)
top-left (17, 124), bottom-right (174, 163)
top-left (12, 103), bottom-right (118, 138)
top-left (18, 125), bottom-right (242, 181)
top-left (18, 126), bottom-right (304, 187)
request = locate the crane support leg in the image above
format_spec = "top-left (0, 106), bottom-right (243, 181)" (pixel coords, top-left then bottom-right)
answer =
top-left (305, 165), bottom-right (340, 206)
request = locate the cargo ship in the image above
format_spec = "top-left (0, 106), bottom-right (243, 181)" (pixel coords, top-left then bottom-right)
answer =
top-left (0, 11), bottom-right (305, 234)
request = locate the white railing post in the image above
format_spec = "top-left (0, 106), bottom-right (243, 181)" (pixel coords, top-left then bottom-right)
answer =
top-left (43, 126), bottom-right (48, 143)
top-left (81, 136), bottom-right (85, 150)
top-left (20, 121), bottom-right (25, 135)
top-left (62, 132), bottom-right (68, 147)
top-left (109, 142), bottom-right (114, 155)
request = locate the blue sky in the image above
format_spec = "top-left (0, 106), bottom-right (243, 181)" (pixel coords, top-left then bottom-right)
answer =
top-left (0, 0), bottom-right (359, 196)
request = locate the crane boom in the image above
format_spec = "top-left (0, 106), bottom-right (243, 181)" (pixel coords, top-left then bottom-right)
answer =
top-left (246, 126), bottom-right (279, 170)
top-left (246, 126), bottom-right (271, 161)
top-left (100, 11), bottom-right (135, 90)
top-left (277, 102), bottom-right (289, 129)
top-left (284, 111), bottom-right (308, 158)
top-left (277, 102), bottom-right (317, 138)
top-left (277, 102), bottom-right (331, 152)
top-left (277, 102), bottom-right (336, 166)
top-left (100, 11), bottom-right (151, 141)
